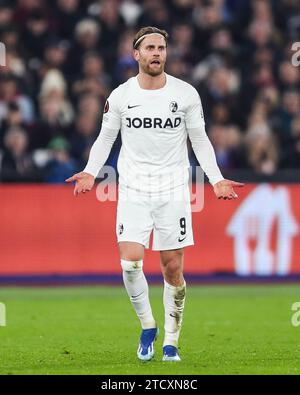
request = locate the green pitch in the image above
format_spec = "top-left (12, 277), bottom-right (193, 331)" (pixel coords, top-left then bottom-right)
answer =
top-left (0, 284), bottom-right (300, 375)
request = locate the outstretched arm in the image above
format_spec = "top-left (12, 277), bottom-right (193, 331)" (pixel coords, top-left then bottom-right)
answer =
top-left (185, 87), bottom-right (244, 199)
top-left (187, 127), bottom-right (244, 200)
top-left (65, 126), bottom-right (119, 196)
top-left (66, 87), bottom-right (122, 196)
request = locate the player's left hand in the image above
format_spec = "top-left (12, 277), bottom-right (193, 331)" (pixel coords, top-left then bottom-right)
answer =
top-left (213, 179), bottom-right (245, 200)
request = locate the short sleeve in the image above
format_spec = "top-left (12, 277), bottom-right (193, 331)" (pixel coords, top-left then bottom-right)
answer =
top-left (185, 87), bottom-right (205, 130)
top-left (102, 87), bottom-right (121, 130)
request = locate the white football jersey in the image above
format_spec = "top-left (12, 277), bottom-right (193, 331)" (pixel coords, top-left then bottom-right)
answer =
top-left (84, 72), bottom-right (224, 193)
top-left (102, 73), bottom-right (204, 194)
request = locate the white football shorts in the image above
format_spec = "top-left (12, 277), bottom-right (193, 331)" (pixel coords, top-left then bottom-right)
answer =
top-left (116, 184), bottom-right (194, 251)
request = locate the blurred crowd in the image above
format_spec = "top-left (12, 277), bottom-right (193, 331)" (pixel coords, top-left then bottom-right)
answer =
top-left (0, 0), bottom-right (299, 183)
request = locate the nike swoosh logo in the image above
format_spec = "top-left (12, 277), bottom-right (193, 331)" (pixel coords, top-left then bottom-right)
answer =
top-left (178, 236), bottom-right (187, 242)
top-left (128, 104), bottom-right (141, 109)
top-left (131, 291), bottom-right (144, 299)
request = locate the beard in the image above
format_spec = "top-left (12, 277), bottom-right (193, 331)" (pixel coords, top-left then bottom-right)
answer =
top-left (140, 60), bottom-right (165, 76)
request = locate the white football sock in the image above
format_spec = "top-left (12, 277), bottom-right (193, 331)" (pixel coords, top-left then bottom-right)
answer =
top-left (163, 279), bottom-right (186, 347)
top-left (121, 259), bottom-right (156, 330)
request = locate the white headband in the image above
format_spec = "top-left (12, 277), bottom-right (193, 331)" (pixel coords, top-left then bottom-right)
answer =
top-left (133, 32), bottom-right (166, 49)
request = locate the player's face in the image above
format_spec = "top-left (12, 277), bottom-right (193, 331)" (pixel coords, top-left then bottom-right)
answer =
top-left (134, 35), bottom-right (167, 77)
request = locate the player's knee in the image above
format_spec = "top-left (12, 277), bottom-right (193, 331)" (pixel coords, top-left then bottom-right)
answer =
top-left (120, 259), bottom-right (143, 272)
top-left (118, 242), bottom-right (144, 262)
top-left (161, 250), bottom-right (183, 270)
top-left (163, 256), bottom-right (183, 276)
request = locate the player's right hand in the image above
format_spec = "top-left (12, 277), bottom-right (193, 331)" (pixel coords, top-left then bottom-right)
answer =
top-left (65, 172), bottom-right (95, 196)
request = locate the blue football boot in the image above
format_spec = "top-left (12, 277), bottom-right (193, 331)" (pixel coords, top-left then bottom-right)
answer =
top-left (162, 345), bottom-right (181, 361)
top-left (137, 327), bottom-right (159, 361)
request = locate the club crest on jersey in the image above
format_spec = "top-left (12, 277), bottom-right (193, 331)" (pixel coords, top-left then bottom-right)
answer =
top-left (169, 101), bottom-right (178, 113)
top-left (104, 100), bottom-right (109, 113)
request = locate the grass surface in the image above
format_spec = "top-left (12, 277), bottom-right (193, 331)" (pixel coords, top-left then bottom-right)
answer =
top-left (0, 284), bottom-right (300, 375)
